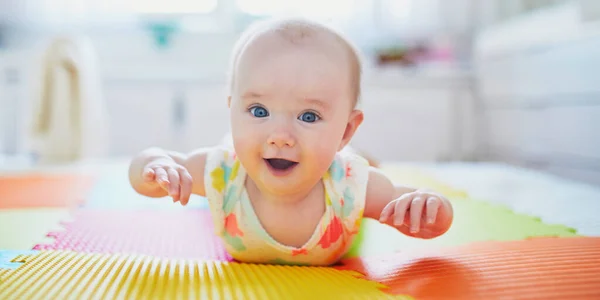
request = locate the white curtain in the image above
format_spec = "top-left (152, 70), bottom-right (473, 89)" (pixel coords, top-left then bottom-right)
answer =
top-left (30, 35), bottom-right (110, 163)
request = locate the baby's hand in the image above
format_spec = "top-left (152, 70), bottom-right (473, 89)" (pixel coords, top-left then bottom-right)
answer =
top-left (142, 159), bottom-right (193, 205)
top-left (379, 190), bottom-right (453, 239)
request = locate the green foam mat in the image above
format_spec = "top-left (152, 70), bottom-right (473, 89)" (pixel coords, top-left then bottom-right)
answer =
top-left (346, 196), bottom-right (578, 258)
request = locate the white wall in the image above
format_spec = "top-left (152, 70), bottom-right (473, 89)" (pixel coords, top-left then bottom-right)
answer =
top-left (474, 1), bottom-right (600, 185)
top-left (0, 49), bottom-right (32, 155)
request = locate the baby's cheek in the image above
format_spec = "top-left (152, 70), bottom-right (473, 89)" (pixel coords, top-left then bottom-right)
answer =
top-left (308, 140), bottom-right (338, 168)
top-left (320, 131), bottom-right (344, 152)
top-left (232, 136), bottom-right (254, 155)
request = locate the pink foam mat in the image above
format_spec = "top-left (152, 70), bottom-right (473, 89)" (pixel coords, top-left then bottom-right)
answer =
top-left (32, 209), bottom-right (233, 261)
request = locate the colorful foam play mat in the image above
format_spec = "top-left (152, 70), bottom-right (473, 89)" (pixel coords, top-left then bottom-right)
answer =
top-left (1, 166), bottom-right (598, 299)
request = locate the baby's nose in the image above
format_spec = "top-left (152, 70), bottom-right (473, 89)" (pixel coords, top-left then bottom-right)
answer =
top-left (267, 131), bottom-right (296, 148)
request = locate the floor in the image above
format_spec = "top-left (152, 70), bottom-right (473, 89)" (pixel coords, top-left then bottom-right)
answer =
top-left (1, 158), bottom-right (599, 299)
top-left (412, 162), bottom-right (600, 236)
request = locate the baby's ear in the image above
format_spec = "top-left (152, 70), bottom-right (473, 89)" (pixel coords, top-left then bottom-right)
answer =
top-left (227, 96), bottom-right (232, 108)
top-left (339, 109), bottom-right (364, 150)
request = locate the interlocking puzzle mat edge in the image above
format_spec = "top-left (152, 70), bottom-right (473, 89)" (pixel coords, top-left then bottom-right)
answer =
top-left (29, 209), bottom-right (233, 261)
top-left (0, 208), bottom-right (74, 250)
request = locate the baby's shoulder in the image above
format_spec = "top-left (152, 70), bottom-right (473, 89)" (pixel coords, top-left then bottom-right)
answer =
top-left (204, 146), bottom-right (243, 196)
top-left (204, 146), bottom-right (241, 179)
top-left (327, 151), bottom-right (370, 185)
top-left (333, 150), bottom-right (370, 172)
top-left (323, 151), bottom-right (371, 219)
top-left (204, 146), bottom-right (238, 167)
top-left (335, 150), bottom-right (370, 165)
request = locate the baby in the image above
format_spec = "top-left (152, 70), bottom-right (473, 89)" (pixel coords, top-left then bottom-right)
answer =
top-left (129, 17), bottom-right (453, 266)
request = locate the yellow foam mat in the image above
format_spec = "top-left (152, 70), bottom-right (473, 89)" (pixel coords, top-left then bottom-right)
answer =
top-left (0, 269), bottom-right (10, 278)
top-left (0, 251), bottom-right (411, 300)
top-left (0, 208), bottom-right (72, 250)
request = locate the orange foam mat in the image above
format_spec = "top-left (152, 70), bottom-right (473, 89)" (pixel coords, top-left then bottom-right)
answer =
top-left (0, 251), bottom-right (407, 300)
top-left (0, 174), bottom-right (95, 208)
top-left (337, 236), bottom-right (600, 299)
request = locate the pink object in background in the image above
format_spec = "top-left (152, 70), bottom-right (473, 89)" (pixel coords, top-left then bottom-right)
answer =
top-left (33, 209), bottom-right (233, 261)
top-left (427, 47), bottom-right (453, 61)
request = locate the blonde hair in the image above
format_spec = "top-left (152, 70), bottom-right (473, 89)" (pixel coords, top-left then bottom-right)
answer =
top-left (227, 17), bottom-right (362, 107)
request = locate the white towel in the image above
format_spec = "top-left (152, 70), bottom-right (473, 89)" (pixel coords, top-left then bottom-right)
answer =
top-left (30, 35), bottom-right (109, 164)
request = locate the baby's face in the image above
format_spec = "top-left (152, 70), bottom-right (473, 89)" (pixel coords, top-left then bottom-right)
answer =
top-left (228, 31), bottom-right (361, 197)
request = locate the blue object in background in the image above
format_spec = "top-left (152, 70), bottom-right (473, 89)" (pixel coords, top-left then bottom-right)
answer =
top-left (147, 21), bottom-right (178, 49)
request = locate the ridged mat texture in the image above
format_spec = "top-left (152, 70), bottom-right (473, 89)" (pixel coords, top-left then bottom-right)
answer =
top-left (32, 209), bottom-right (232, 261)
top-left (339, 236), bottom-right (600, 299)
top-left (0, 251), bottom-right (404, 300)
top-left (1, 237), bottom-right (599, 299)
top-left (0, 174), bottom-right (95, 209)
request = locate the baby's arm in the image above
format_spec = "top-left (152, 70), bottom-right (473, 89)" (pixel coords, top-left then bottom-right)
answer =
top-left (363, 167), bottom-right (453, 239)
top-left (128, 147), bottom-right (210, 205)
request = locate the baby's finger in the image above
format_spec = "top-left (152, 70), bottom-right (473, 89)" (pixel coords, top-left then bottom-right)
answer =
top-left (409, 196), bottom-right (426, 233)
top-left (179, 169), bottom-right (193, 205)
top-left (167, 168), bottom-right (180, 201)
top-left (379, 200), bottom-right (396, 223)
top-left (393, 196), bottom-right (412, 226)
top-left (154, 168), bottom-right (169, 189)
top-left (425, 197), bottom-right (440, 224)
top-left (142, 168), bottom-right (155, 182)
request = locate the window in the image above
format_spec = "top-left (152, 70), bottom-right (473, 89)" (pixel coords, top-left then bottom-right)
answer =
top-left (130, 0), bottom-right (218, 14)
top-left (384, 0), bottom-right (413, 19)
top-left (34, 0), bottom-right (431, 33)
top-left (236, 0), bottom-right (356, 19)
top-left (39, 0), bottom-right (219, 15)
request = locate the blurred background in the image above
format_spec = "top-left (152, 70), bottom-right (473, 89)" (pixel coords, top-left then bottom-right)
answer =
top-left (0, 0), bottom-right (599, 187)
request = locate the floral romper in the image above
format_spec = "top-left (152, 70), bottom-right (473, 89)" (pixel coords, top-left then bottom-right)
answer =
top-left (204, 147), bottom-right (370, 266)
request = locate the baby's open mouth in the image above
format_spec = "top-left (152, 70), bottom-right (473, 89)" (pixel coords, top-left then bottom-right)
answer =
top-left (265, 158), bottom-right (298, 171)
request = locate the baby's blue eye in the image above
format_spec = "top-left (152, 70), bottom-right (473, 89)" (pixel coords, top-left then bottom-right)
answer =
top-left (250, 106), bottom-right (269, 118)
top-left (299, 112), bottom-right (319, 123)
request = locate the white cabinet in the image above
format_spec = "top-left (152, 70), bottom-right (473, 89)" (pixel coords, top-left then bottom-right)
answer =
top-left (0, 50), bottom-right (33, 156)
top-left (182, 84), bottom-right (231, 151)
top-left (103, 83), bottom-right (177, 156)
top-left (98, 69), bottom-right (472, 162)
top-left (351, 68), bottom-right (473, 162)
top-left (101, 81), bottom-right (232, 156)
top-left (353, 86), bottom-right (454, 161)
